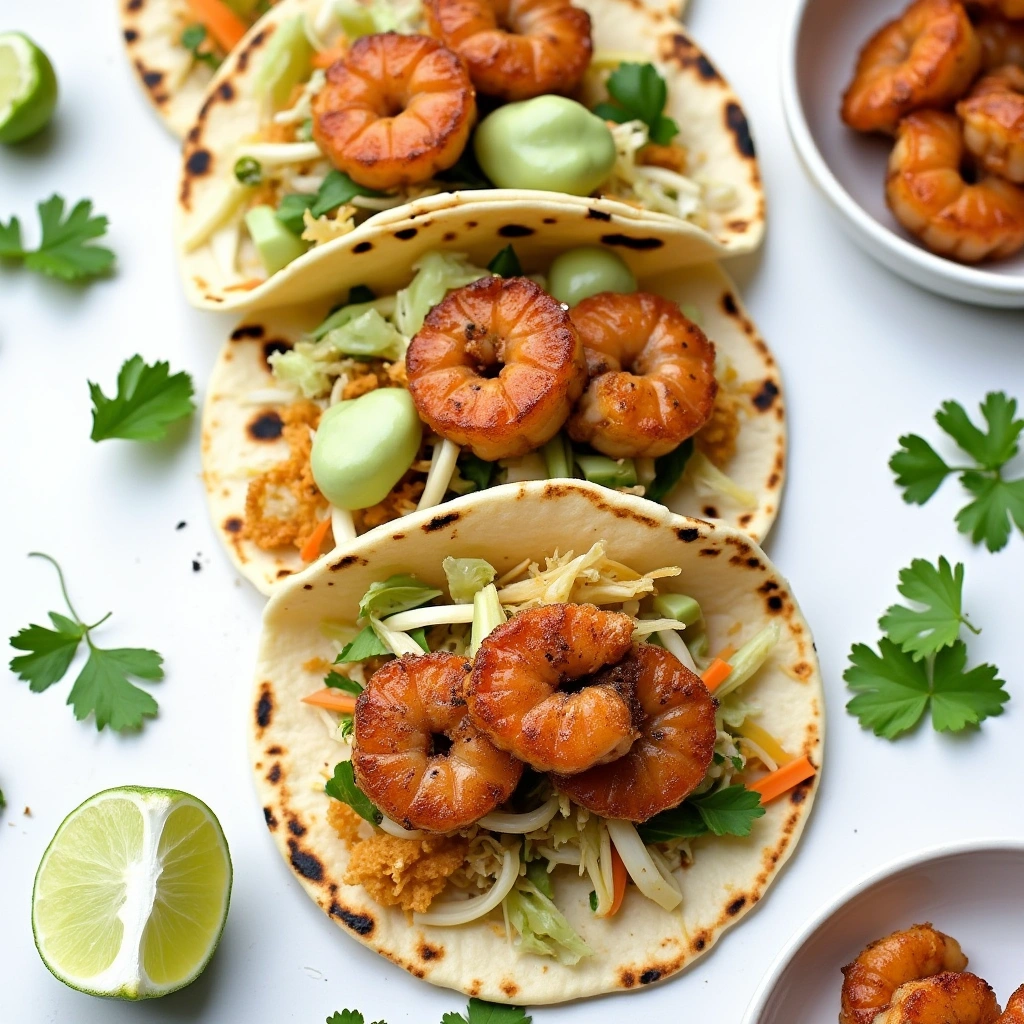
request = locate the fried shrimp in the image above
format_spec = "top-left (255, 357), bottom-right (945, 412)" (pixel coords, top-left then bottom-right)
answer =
top-left (352, 652), bottom-right (522, 832)
top-left (312, 33), bottom-right (476, 191)
top-left (566, 292), bottom-right (718, 460)
top-left (841, 0), bottom-right (981, 134)
top-left (840, 924), bottom-right (969, 1024)
top-left (976, 15), bottom-right (1024, 71)
top-left (406, 276), bottom-right (586, 461)
top-left (553, 644), bottom-right (717, 822)
top-left (887, 110), bottom-right (1024, 260)
top-left (1000, 986), bottom-right (1024, 1023)
top-left (425, 0), bottom-right (592, 101)
top-left (958, 66), bottom-right (1024, 182)
top-left (973, 0), bottom-right (1024, 20)
top-left (467, 604), bottom-right (640, 774)
top-left (872, 972), bottom-right (1000, 1024)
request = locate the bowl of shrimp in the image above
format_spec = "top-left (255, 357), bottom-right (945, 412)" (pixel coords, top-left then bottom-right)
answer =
top-left (741, 839), bottom-right (1024, 1022)
top-left (782, 0), bottom-right (1024, 307)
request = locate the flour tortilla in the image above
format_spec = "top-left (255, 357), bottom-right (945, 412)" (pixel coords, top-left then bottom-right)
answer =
top-left (251, 479), bottom-right (823, 1004)
top-left (175, 0), bottom-right (764, 311)
top-left (201, 230), bottom-right (785, 594)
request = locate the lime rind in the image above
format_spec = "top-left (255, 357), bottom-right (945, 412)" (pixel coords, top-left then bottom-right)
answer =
top-left (0, 32), bottom-right (58, 144)
top-left (31, 786), bottom-right (231, 1000)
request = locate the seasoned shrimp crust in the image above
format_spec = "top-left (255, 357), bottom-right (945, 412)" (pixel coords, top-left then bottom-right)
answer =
top-left (840, 923), bottom-right (968, 1024)
top-left (886, 110), bottom-right (1024, 261)
top-left (425, 0), bottom-right (592, 101)
top-left (958, 65), bottom-right (1024, 182)
top-left (976, 15), bottom-right (1024, 72)
top-left (842, 0), bottom-right (981, 134)
top-left (872, 972), bottom-right (1000, 1024)
top-left (1001, 985), bottom-right (1024, 1023)
top-left (554, 644), bottom-right (717, 822)
top-left (312, 33), bottom-right (476, 191)
top-left (406, 276), bottom-right (586, 461)
top-left (353, 652), bottom-right (522, 832)
top-left (467, 604), bottom-right (640, 774)
top-left (567, 291), bottom-right (718, 460)
top-left (973, 0), bottom-right (1024, 20)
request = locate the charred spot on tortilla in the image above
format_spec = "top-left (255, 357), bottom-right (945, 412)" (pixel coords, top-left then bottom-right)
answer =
top-left (224, 516), bottom-right (243, 534)
top-left (267, 745), bottom-right (282, 755)
top-left (218, 81), bottom-right (235, 102)
top-left (620, 970), bottom-right (637, 988)
top-left (330, 554), bottom-right (367, 571)
top-left (767, 472), bottom-right (780, 488)
top-left (759, 580), bottom-right (779, 594)
top-left (236, 28), bottom-right (269, 73)
top-left (303, 583), bottom-right (313, 591)
top-left (256, 683), bottom-right (273, 729)
top-left (287, 839), bottom-right (324, 882)
top-left (394, 228), bottom-right (418, 241)
top-left (721, 292), bottom-right (739, 317)
top-left (739, 513), bottom-right (753, 527)
top-left (466, 221), bottom-right (478, 229)
top-left (231, 323), bottom-right (265, 341)
top-left (728, 219), bottom-right (749, 232)
top-left (700, 547), bottom-right (720, 557)
top-left (767, 595), bottom-right (784, 613)
top-left (419, 943), bottom-right (443, 961)
top-left (263, 807), bottom-right (278, 830)
top-left (791, 661), bottom-right (813, 680)
top-left (267, 763), bottom-right (282, 784)
top-left (543, 217), bottom-right (557, 224)
top-left (693, 933), bottom-right (708, 951)
top-left (247, 410), bottom-right (284, 441)
top-left (262, 339), bottom-right (292, 366)
top-left (276, 569), bottom-right (292, 578)
top-left (126, 0), bottom-right (142, 10)
top-left (443, 232), bottom-right (458, 242)
top-left (727, 895), bottom-right (747, 916)
top-left (353, 241), bottom-right (373, 253)
top-left (288, 818), bottom-right (307, 837)
top-left (587, 208), bottom-right (612, 221)
top-left (330, 903), bottom-right (376, 936)
top-left (423, 511), bottom-right (460, 532)
top-left (677, 527), bottom-right (700, 542)
top-left (726, 102), bottom-right (756, 159)
top-left (498, 225), bottom-right (534, 238)
top-left (123, 28), bottom-right (138, 43)
top-left (186, 148), bottom-right (212, 177)
top-left (752, 379), bottom-right (780, 411)
top-left (703, 506), bottom-right (718, 518)
top-left (601, 233), bottom-right (664, 250)
top-left (665, 32), bottom-right (721, 83)
top-left (640, 969), bottom-right (662, 985)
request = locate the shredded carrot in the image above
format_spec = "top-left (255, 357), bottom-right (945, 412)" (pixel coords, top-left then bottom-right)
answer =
top-left (299, 516), bottom-right (333, 562)
top-left (701, 658), bottom-right (733, 693)
top-left (608, 845), bottom-right (627, 917)
top-left (185, 0), bottom-right (248, 52)
top-left (312, 44), bottom-right (346, 68)
top-left (736, 721), bottom-right (793, 767)
top-left (749, 755), bottom-right (816, 804)
top-left (223, 278), bottom-right (266, 292)
top-left (301, 689), bottom-right (357, 713)
top-left (715, 644), bottom-right (737, 662)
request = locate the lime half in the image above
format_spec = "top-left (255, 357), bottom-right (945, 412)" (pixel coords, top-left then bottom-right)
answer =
top-left (32, 787), bottom-right (232, 999)
top-left (0, 32), bottom-right (58, 144)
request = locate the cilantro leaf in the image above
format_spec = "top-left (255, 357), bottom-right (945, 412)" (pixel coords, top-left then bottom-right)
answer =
top-left (936, 393), bottom-right (1022, 471)
top-left (593, 62), bottom-right (678, 145)
top-left (588, 890), bottom-right (598, 912)
top-left (459, 453), bottom-right (495, 492)
top-left (487, 245), bottom-right (522, 277)
top-left (9, 613), bottom-right (85, 691)
top-left (89, 356), bottom-right (196, 442)
top-left (525, 858), bottom-right (554, 899)
top-left (0, 788), bottom-right (5, 811)
top-left (638, 784), bottom-right (764, 843)
top-left (879, 557), bottom-right (978, 660)
top-left (310, 170), bottom-right (383, 219)
top-left (0, 215), bottom-right (24, 257)
top-left (646, 438), bottom-right (693, 504)
top-left (443, 1000), bottom-right (532, 1024)
top-left (325, 673), bottom-right (363, 694)
top-left (637, 801), bottom-right (706, 843)
top-left (12, 196), bottom-right (115, 281)
top-left (956, 473), bottom-right (1024, 553)
top-left (890, 434), bottom-right (953, 505)
top-left (182, 24), bottom-right (220, 69)
top-left (327, 1012), bottom-right (367, 1024)
top-left (335, 625), bottom-right (389, 663)
top-left (325, 761), bottom-right (381, 825)
top-left (930, 642), bottom-right (1009, 732)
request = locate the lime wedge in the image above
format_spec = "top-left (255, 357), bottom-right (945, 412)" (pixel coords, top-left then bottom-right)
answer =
top-left (0, 32), bottom-right (58, 144)
top-left (32, 787), bottom-right (231, 999)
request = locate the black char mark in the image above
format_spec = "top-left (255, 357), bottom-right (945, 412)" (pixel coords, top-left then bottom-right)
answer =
top-left (498, 225), bottom-right (534, 238)
top-left (726, 102), bottom-right (756, 158)
top-left (423, 512), bottom-right (459, 532)
top-left (248, 410), bottom-right (284, 441)
top-left (330, 903), bottom-right (375, 935)
top-left (288, 839), bottom-right (324, 881)
top-left (752, 380), bottom-right (779, 411)
top-left (231, 323), bottom-right (265, 341)
top-left (601, 234), bottom-right (663, 251)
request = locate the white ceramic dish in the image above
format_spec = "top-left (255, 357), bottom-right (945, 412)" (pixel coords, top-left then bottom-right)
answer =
top-left (781, 0), bottom-right (1024, 308)
top-left (742, 839), bottom-right (1024, 1023)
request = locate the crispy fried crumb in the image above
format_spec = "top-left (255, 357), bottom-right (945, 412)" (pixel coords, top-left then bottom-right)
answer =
top-left (329, 803), bottom-right (468, 913)
top-left (343, 373), bottom-right (381, 400)
top-left (356, 473), bottom-right (425, 531)
top-left (303, 657), bottom-right (332, 674)
top-left (244, 401), bottom-right (329, 552)
top-left (638, 142), bottom-right (690, 174)
top-left (696, 389), bottom-right (742, 469)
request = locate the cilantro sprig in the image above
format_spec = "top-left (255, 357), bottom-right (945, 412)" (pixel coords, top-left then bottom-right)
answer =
top-left (89, 356), bottom-right (196, 442)
top-left (637, 784), bottom-right (764, 844)
top-left (845, 557), bottom-right (1007, 739)
top-left (9, 554), bottom-right (164, 732)
top-left (181, 24), bottom-right (221, 69)
top-left (328, 1001), bottom-right (530, 1024)
top-left (325, 761), bottom-right (381, 825)
top-left (0, 195), bottom-right (115, 282)
top-left (891, 393), bottom-right (1024, 552)
top-left (593, 62), bottom-right (679, 145)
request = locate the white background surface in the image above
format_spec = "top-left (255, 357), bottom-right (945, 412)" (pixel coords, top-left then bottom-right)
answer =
top-left (2, 1), bottom-right (1023, 1021)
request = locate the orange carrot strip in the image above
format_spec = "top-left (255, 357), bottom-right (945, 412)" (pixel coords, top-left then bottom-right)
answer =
top-left (715, 644), bottom-right (737, 662)
top-left (300, 517), bottom-right (332, 562)
top-left (301, 689), bottom-right (357, 713)
top-left (185, 0), bottom-right (248, 52)
top-left (748, 755), bottom-right (816, 804)
top-left (701, 658), bottom-right (733, 693)
top-left (312, 44), bottom-right (346, 68)
top-left (608, 845), bottom-right (627, 916)
top-left (223, 278), bottom-right (265, 292)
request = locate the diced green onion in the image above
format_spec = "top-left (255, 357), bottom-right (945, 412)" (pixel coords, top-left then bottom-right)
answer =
top-left (470, 584), bottom-right (505, 657)
top-left (543, 433), bottom-right (574, 480)
top-left (652, 593), bottom-right (703, 627)
top-left (443, 557), bottom-right (497, 603)
top-left (234, 156), bottom-right (262, 186)
top-left (575, 454), bottom-right (637, 488)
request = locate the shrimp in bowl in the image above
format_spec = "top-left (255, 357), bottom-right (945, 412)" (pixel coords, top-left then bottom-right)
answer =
top-left (202, 235), bottom-right (786, 595)
top-left (250, 479), bottom-right (823, 1004)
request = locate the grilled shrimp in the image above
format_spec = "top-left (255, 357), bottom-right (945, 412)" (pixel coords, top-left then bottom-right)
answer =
top-left (312, 34), bottom-right (476, 191)
top-left (976, 16), bottom-right (1024, 70)
top-left (958, 65), bottom-right (1024, 181)
top-left (425, 0), bottom-right (592, 101)
top-left (872, 973), bottom-right (1000, 1024)
top-left (887, 110), bottom-right (1024, 260)
top-left (554, 644), bottom-right (717, 822)
top-left (973, 0), bottom-right (1024, 20)
top-left (840, 924), bottom-right (969, 1024)
top-left (1001, 986), bottom-right (1024, 1023)
top-left (467, 604), bottom-right (640, 774)
top-left (566, 292), bottom-right (717, 460)
top-left (406, 276), bottom-right (586, 461)
top-left (352, 652), bottom-right (522, 832)
top-left (841, 0), bottom-right (981, 134)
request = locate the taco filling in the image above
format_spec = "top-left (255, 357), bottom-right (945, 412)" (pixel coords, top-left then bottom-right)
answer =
top-left (180, 0), bottom-right (747, 288)
top-left (231, 246), bottom-right (761, 574)
top-left (298, 542), bottom-right (816, 960)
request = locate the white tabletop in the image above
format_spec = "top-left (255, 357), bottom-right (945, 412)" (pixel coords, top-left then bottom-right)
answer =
top-left (2, 1), bottom-right (1023, 1021)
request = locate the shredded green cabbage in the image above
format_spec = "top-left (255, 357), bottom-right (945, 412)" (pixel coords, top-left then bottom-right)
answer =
top-left (687, 451), bottom-right (758, 509)
top-left (334, 0), bottom-right (422, 36)
top-left (321, 308), bottom-right (406, 361)
top-left (358, 574), bottom-right (441, 620)
top-left (504, 881), bottom-right (593, 965)
top-left (442, 557), bottom-right (497, 603)
top-left (394, 252), bottom-right (490, 337)
top-left (268, 347), bottom-right (331, 398)
top-left (254, 16), bottom-right (313, 108)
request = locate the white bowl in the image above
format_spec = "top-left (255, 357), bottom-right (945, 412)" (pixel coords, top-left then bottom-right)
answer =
top-left (781, 0), bottom-right (1024, 308)
top-left (742, 839), bottom-right (1024, 1022)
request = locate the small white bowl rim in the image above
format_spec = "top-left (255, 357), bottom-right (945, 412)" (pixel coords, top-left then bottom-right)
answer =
top-left (780, 0), bottom-right (1024, 300)
top-left (740, 836), bottom-right (1024, 1024)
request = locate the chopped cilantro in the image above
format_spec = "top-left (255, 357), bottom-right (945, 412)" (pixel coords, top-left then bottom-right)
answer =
top-left (89, 356), bottom-right (195, 442)
top-left (442, 1000), bottom-right (532, 1024)
top-left (181, 24), bottom-right (220, 69)
top-left (592, 62), bottom-right (679, 145)
top-left (325, 673), bottom-right (363, 694)
top-left (487, 245), bottom-right (522, 277)
top-left (325, 761), bottom-right (380, 824)
top-left (638, 784), bottom-right (764, 844)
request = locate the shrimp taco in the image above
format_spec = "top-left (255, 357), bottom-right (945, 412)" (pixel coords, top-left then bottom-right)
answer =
top-left (175, 0), bottom-right (764, 311)
top-left (202, 230), bottom-right (785, 594)
top-left (251, 479), bottom-right (822, 1004)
